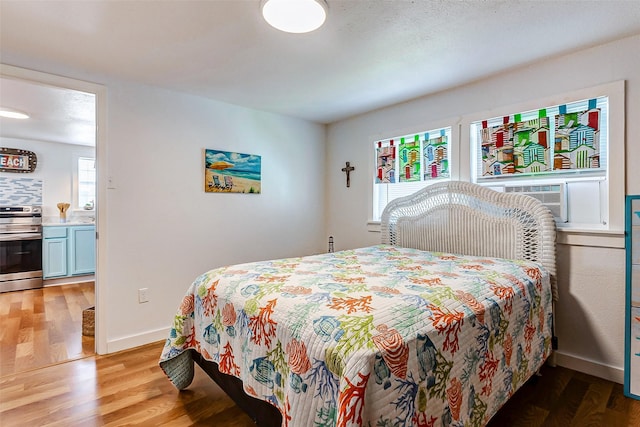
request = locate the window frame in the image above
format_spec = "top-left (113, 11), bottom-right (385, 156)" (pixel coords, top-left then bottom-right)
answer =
top-left (459, 80), bottom-right (625, 232)
top-left (73, 154), bottom-right (96, 211)
top-left (369, 122), bottom-right (459, 222)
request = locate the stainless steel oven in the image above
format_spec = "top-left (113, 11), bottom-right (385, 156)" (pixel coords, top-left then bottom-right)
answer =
top-left (0, 206), bottom-right (43, 292)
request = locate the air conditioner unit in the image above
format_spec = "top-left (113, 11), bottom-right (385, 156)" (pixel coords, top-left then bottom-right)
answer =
top-left (488, 183), bottom-right (567, 223)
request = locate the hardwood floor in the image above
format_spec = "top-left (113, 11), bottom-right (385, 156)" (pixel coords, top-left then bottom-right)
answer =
top-left (1, 340), bottom-right (639, 426)
top-left (488, 365), bottom-right (640, 427)
top-left (0, 342), bottom-right (255, 427)
top-left (0, 282), bottom-right (95, 377)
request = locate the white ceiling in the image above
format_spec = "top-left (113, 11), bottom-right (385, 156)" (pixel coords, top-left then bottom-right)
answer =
top-left (1, 0), bottom-right (640, 146)
top-left (0, 77), bottom-right (96, 146)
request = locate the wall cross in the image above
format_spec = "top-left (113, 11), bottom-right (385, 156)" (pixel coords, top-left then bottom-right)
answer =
top-left (341, 161), bottom-right (355, 188)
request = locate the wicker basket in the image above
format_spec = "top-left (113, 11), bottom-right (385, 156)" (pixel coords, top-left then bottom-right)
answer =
top-left (82, 306), bottom-right (95, 336)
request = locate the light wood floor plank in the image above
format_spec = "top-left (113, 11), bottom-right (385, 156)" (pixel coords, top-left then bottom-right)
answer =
top-left (0, 342), bottom-right (257, 427)
top-left (0, 282), bottom-right (95, 377)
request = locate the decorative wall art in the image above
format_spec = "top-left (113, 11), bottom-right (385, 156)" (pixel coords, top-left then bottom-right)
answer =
top-left (341, 161), bottom-right (355, 187)
top-left (205, 149), bottom-right (261, 194)
top-left (0, 147), bottom-right (37, 173)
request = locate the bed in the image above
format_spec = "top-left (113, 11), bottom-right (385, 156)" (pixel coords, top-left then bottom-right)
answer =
top-left (159, 181), bottom-right (557, 426)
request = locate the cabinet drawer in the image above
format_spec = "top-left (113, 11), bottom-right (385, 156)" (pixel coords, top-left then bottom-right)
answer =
top-left (43, 227), bottom-right (68, 239)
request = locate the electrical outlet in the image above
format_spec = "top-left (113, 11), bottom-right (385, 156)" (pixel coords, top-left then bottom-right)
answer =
top-left (138, 288), bottom-right (149, 303)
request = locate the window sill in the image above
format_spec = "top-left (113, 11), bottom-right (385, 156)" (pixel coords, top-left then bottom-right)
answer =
top-left (556, 226), bottom-right (624, 248)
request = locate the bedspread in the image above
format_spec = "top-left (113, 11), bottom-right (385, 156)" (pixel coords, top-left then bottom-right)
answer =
top-left (160, 245), bottom-right (553, 427)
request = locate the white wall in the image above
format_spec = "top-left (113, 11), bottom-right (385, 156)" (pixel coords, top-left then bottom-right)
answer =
top-left (0, 137), bottom-right (94, 219)
top-left (325, 34), bottom-right (640, 382)
top-left (102, 82), bottom-right (326, 351)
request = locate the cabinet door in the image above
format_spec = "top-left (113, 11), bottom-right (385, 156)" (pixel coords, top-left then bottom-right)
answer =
top-left (69, 226), bottom-right (96, 275)
top-left (43, 238), bottom-right (68, 278)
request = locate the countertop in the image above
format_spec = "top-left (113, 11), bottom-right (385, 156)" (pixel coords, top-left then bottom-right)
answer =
top-left (43, 221), bottom-right (95, 227)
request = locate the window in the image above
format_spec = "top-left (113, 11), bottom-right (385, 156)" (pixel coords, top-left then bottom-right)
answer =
top-left (470, 96), bottom-right (610, 228)
top-left (369, 81), bottom-right (624, 233)
top-left (372, 126), bottom-right (452, 221)
top-left (471, 96), bottom-right (608, 183)
top-left (77, 157), bottom-right (95, 209)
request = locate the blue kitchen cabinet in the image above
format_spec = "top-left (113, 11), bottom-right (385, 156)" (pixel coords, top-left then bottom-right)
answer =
top-left (69, 226), bottom-right (96, 275)
top-left (43, 225), bottom-right (95, 279)
top-left (43, 227), bottom-right (68, 278)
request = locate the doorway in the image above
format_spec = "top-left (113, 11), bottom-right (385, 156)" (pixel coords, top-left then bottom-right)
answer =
top-left (0, 64), bottom-right (104, 374)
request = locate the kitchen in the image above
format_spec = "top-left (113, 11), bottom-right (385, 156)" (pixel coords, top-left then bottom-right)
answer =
top-left (0, 76), bottom-right (97, 375)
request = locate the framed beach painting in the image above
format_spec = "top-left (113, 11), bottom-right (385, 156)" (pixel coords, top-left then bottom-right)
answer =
top-left (204, 149), bottom-right (261, 194)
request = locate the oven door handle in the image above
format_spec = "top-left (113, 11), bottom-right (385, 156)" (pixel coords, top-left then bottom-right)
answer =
top-left (0, 233), bottom-right (42, 241)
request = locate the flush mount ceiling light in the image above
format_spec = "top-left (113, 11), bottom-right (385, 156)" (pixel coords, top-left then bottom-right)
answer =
top-left (262, 0), bottom-right (328, 34)
top-left (0, 108), bottom-right (29, 119)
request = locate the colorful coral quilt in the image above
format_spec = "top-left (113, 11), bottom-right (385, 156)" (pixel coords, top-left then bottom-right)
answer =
top-left (159, 245), bottom-right (553, 427)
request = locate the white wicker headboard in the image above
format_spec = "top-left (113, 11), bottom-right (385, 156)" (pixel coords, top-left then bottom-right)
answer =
top-left (380, 181), bottom-right (556, 285)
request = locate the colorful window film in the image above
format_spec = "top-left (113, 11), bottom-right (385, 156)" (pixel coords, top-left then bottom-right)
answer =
top-left (554, 102), bottom-right (601, 170)
top-left (376, 140), bottom-right (396, 183)
top-left (423, 131), bottom-right (449, 180)
top-left (474, 97), bottom-right (606, 180)
top-left (399, 136), bottom-right (420, 182)
top-left (481, 117), bottom-right (551, 176)
top-left (373, 127), bottom-right (451, 221)
top-left (375, 128), bottom-right (450, 184)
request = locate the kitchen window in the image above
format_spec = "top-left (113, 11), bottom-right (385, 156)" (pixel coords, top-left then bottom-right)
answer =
top-left (76, 156), bottom-right (95, 210)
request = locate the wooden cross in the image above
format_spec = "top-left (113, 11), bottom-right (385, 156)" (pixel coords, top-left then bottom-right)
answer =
top-left (341, 161), bottom-right (355, 187)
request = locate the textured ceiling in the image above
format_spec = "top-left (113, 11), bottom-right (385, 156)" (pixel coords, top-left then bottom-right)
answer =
top-left (0, 77), bottom-right (96, 146)
top-left (1, 0), bottom-right (640, 145)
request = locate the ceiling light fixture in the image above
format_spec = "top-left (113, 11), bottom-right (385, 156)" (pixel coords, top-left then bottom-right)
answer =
top-left (262, 0), bottom-right (328, 34)
top-left (0, 108), bottom-right (29, 119)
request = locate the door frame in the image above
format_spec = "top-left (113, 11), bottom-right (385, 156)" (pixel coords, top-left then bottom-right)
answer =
top-left (0, 64), bottom-right (108, 354)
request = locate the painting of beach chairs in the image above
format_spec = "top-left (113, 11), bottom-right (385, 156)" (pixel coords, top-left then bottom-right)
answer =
top-left (205, 149), bottom-right (261, 194)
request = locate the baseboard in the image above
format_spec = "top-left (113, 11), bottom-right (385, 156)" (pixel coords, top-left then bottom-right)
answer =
top-left (106, 327), bottom-right (169, 354)
top-left (555, 351), bottom-right (624, 384)
top-left (43, 275), bottom-right (95, 287)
